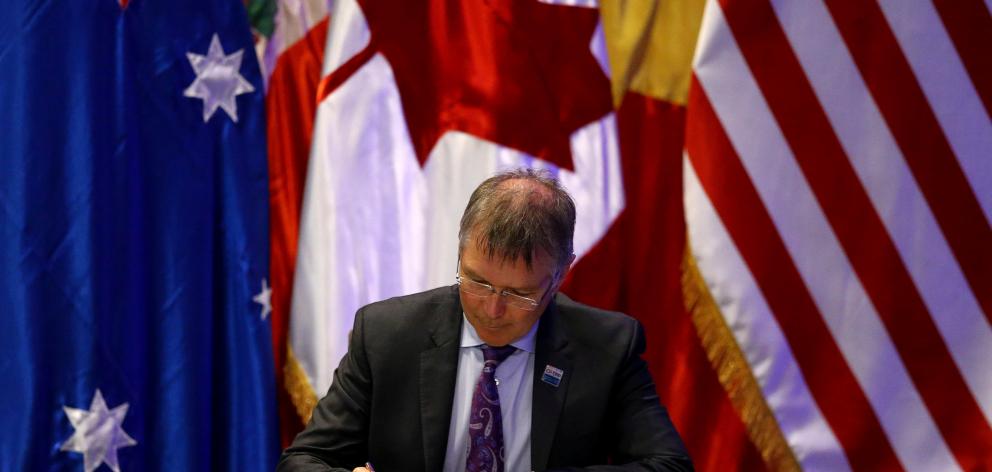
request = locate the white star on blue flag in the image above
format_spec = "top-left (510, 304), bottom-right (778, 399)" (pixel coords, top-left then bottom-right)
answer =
top-left (183, 33), bottom-right (255, 122)
top-left (60, 389), bottom-right (137, 472)
top-left (253, 278), bottom-right (272, 320)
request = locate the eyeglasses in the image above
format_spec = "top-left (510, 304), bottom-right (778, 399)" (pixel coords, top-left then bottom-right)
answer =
top-left (456, 274), bottom-right (547, 311)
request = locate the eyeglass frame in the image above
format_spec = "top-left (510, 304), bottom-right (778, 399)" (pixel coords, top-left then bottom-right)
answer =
top-left (455, 259), bottom-right (559, 311)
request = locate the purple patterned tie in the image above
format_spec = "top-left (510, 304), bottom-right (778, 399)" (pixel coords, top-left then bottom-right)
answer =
top-left (465, 344), bottom-right (516, 472)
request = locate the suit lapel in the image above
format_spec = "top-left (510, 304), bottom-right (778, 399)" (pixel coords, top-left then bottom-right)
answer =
top-left (419, 288), bottom-right (462, 472)
top-left (531, 298), bottom-right (571, 472)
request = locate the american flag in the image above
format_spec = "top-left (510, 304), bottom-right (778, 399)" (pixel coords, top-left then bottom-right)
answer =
top-left (685, 0), bottom-right (991, 470)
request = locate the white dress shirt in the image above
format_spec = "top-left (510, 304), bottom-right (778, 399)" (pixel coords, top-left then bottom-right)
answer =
top-left (442, 314), bottom-right (537, 472)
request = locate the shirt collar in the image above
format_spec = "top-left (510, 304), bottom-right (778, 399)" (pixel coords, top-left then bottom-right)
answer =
top-left (459, 312), bottom-right (539, 353)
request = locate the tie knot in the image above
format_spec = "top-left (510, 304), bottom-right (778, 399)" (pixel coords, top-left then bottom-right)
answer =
top-left (481, 344), bottom-right (516, 364)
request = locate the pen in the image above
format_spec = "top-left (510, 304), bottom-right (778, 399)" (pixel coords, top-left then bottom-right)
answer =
top-left (365, 462), bottom-right (376, 472)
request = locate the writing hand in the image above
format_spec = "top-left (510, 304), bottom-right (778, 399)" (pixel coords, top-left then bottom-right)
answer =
top-left (353, 462), bottom-right (375, 472)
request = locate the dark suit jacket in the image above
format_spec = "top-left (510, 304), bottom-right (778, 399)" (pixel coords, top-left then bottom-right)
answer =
top-left (279, 286), bottom-right (693, 472)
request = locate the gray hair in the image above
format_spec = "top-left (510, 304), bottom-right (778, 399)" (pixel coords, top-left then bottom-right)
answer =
top-left (458, 168), bottom-right (576, 273)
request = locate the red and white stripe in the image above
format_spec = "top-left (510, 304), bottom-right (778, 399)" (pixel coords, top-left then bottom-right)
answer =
top-left (685, 0), bottom-right (991, 470)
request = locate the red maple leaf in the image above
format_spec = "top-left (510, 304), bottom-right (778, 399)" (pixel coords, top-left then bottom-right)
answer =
top-left (324, 0), bottom-right (613, 170)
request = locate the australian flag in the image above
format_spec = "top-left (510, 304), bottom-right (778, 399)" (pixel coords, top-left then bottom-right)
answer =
top-left (0, 0), bottom-right (277, 470)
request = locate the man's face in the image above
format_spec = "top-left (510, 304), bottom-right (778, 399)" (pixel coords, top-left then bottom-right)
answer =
top-left (458, 239), bottom-right (559, 347)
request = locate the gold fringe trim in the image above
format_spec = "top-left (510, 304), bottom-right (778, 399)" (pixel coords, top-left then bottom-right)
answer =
top-left (682, 242), bottom-right (801, 471)
top-left (284, 346), bottom-right (319, 425)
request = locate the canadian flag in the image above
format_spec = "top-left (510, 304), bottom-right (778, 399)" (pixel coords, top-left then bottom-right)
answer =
top-left (288, 0), bottom-right (625, 422)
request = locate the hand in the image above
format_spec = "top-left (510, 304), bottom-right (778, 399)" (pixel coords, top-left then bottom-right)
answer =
top-left (351, 468), bottom-right (369, 472)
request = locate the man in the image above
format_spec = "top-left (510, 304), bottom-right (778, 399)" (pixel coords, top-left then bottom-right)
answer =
top-left (279, 169), bottom-right (693, 471)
